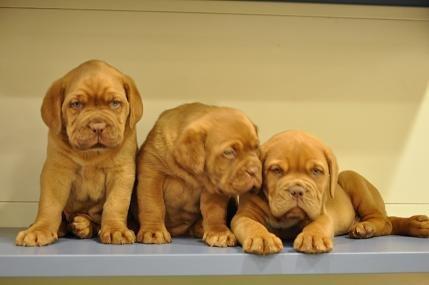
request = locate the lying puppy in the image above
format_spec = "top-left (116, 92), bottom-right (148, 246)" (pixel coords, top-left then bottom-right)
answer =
top-left (135, 103), bottom-right (261, 247)
top-left (232, 130), bottom-right (429, 254)
top-left (16, 60), bottom-right (143, 246)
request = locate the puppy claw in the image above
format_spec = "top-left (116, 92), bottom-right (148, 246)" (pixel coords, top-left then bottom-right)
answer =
top-left (137, 227), bottom-right (172, 244)
top-left (203, 229), bottom-right (237, 247)
top-left (349, 221), bottom-right (376, 239)
top-left (242, 232), bottom-right (283, 255)
top-left (99, 226), bottom-right (136, 244)
top-left (16, 228), bottom-right (58, 247)
top-left (293, 231), bottom-right (333, 254)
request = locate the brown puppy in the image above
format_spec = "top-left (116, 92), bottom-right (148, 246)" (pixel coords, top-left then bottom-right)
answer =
top-left (16, 60), bottom-right (143, 246)
top-left (232, 130), bottom-right (429, 254)
top-left (135, 103), bottom-right (261, 247)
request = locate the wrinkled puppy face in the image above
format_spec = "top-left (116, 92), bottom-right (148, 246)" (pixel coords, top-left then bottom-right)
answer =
top-left (41, 60), bottom-right (143, 151)
top-left (262, 131), bottom-right (338, 222)
top-left (174, 109), bottom-right (262, 196)
top-left (63, 73), bottom-right (129, 150)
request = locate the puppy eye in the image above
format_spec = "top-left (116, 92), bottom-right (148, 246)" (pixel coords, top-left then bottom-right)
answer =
top-left (269, 164), bottom-right (284, 176)
top-left (223, 148), bottom-right (236, 160)
top-left (311, 168), bottom-right (324, 176)
top-left (110, 100), bottom-right (122, 109)
top-left (70, 101), bottom-right (83, 110)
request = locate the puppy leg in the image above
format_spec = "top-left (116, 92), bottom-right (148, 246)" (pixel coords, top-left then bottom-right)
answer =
top-left (136, 168), bottom-right (171, 244)
top-left (231, 193), bottom-right (282, 255)
top-left (16, 163), bottom-right (74, 246)
top-left (338, 171), bottom-right (392, 239)
top-left (99, 167), bottom-right (136, 244)
top-left (201, 192), bottom-right (236, 247)
top-left (293, 214), bottom-right (334, 254)
top-left (69, 214), bottom-right (96, 239)
top-left (389, 215), bottom-right (429, 238)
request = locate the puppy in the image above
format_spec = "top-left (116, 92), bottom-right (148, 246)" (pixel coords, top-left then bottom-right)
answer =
top-left (232, 130), bottom-right (429, 254)
top-left (16, 60), bottom-right (143, 246)
top-left (135, 103), bottom-right (261, 247)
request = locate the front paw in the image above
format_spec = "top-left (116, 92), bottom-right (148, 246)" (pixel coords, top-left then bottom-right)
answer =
top-left (136, 225), bottom-right (172, 244)
top-left (242, 232), bottom-right (283, 255)
top-left (407, 215), bottom-right (429, 237)
top-left (99, 226), bottom-right (136, 244)
top-left (293, 231), bottom-right (333, 254)
top-left (16, 227), bottom-right (58, 246)
top-left (203, 227), bottom-right (237, 247)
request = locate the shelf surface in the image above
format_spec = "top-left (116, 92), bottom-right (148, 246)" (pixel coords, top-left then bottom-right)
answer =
top-left (1, 228), bottom-right (429, 277)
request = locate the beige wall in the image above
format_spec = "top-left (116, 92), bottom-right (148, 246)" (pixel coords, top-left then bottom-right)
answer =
top-left (0, 0), bottom-right (428, 228)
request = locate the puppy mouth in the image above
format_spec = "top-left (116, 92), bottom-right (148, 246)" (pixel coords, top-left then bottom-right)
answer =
top-left (231, 177), bottom-right (261, 194)
top-left (89, 142), bottom-right (108, 150)
top-left (283, 207), bottom-right (307, 220)
top-left (73, 138), bottom-right (118, 151)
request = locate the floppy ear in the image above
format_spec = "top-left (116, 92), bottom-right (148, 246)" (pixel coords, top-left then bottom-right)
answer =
top-left (324, 146), bottom-right (339, 198)
top-left (173, 126), bottom-right (206, 175)
top-left (123, 75), bottom-right (143, 129)
top-left (41, 79), bottom-right (64, 134)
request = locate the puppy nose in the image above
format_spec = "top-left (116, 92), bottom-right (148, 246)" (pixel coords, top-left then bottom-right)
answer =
top-left (89, 122), bottom-right (106, 133)
top-left (287, 185), bottom-right (305, 198)
top-left (246, 166), bottom-right (259, 177)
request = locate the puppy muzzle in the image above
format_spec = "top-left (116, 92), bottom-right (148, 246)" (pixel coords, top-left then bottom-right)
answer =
top-left (70, 116), bottom-right (123, 150)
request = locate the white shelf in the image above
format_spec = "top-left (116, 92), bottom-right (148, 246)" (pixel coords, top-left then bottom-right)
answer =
top-left (1, 228), bottom-right (429, 277)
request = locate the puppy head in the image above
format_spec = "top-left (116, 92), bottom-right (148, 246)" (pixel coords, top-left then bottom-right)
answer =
top-left (262, 130), bottom-right (338, 222)
top-left (174, 108), bottom-right (262, 196)
top-left (41, 60), bottom-right (143, 151)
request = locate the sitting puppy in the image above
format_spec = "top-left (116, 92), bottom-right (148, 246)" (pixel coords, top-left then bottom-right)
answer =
top-left (232, 130), bottom-right (429, 254)
top-left (16, 60), bottom-right (143, 246)
top-left (135, 103), bottom-right (261, 247)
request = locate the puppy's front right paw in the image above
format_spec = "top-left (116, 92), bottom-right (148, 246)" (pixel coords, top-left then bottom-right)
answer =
top-left (293, 231), bottom-right (333, 254)
top-left (136, 226), bottom-right (172, 244)
top-left (242, 232), bottom-right (283, 255)
top-left (16, 228), bottom-right (58, 246)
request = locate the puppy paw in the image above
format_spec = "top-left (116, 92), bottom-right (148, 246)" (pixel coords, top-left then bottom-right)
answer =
top-left (242, 232), bottom-right (283, 255)
top-left (203, 227), bottom-right (237, 247)
top-left (16, 227), bottom-right (58, 246)
top-left (71, 215), bottom-right (93, 239)
top-left (349, 221), bottom-right (376, 239)
top-left (136, 226), bottom-right (172, 244)
top-left (406, 215), bottom-right (429, 238)
top-left (99, 226), bottom-right (136, 244)
top-left (293, 231), bottom-right (333, 254)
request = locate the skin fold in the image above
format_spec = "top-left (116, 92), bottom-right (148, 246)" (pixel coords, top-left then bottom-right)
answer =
top-left (232, 130), bottom-right (429, 255)
top-left (16, 60), bottom-right (143, 246)
top-left (133, 103), bottom-right (262, 247)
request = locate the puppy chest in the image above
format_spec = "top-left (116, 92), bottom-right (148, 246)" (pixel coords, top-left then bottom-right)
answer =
top-left (72, 167), bottom-right (106, 202)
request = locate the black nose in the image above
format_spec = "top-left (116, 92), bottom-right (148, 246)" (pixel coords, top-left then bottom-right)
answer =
top-left (89, 122), bottom-right (106, 134)
top-left (287, 185), bottom-right (305, 198)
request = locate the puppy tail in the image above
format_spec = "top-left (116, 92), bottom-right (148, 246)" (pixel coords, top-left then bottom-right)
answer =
top-left (388, 215), bottom-right (429, 238)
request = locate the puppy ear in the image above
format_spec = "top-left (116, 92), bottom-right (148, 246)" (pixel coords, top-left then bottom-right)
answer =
top-left (41, 79), bottom-right (64, 134)
top-left (324, 147), bottom-right (339, 198)
top-left (123, 75), bottom-right (143, 129)
top-left (173, 125), bottom-right (206, 175)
